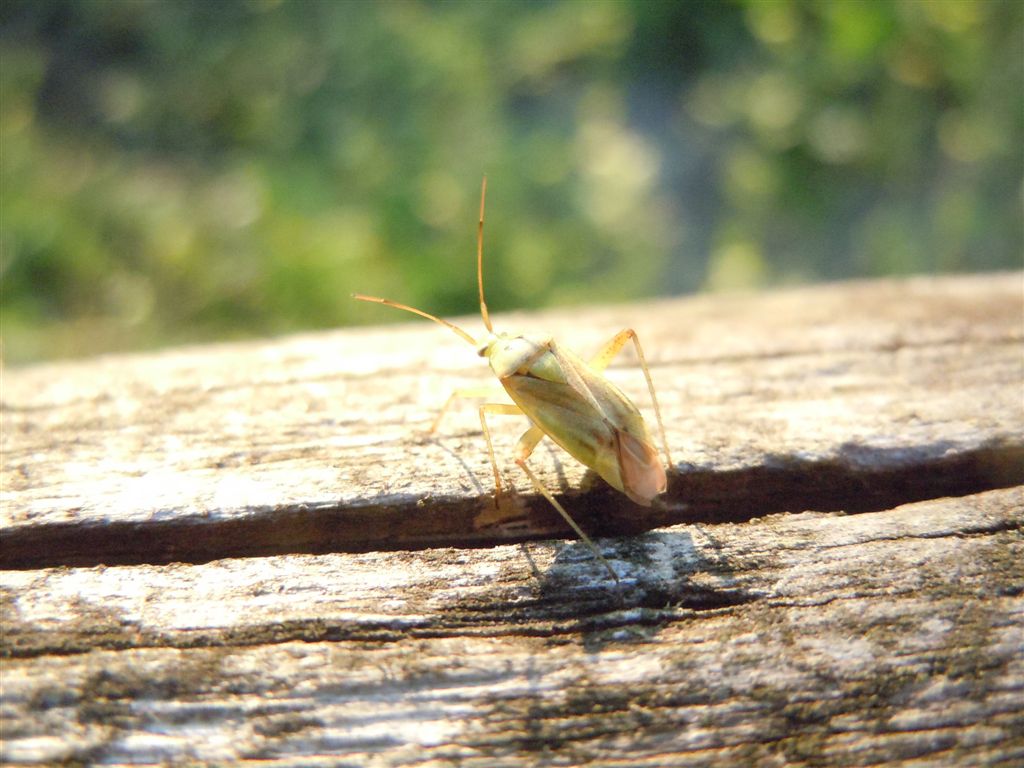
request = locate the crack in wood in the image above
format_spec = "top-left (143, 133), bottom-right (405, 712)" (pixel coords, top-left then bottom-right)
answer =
top-left (1, 445), bottom-right (1019, 571)
top-left (2, 276), bottom-right (1021, 766)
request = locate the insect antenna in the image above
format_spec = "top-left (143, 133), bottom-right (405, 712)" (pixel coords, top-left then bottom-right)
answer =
top-left (351, 294), bottom-right (477, 346)
top-left (477, 176), bottom-right (493, 333)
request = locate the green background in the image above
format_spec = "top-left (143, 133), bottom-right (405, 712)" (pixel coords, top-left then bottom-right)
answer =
top-left (2, 0), bottom-right (1021, 363)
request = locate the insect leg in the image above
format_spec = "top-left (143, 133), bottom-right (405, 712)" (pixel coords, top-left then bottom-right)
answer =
top-left (514, 425), bottom-right (545, 462)
top-left (430, 387), bottom-right (505, 434)
top-left (514, 457), bottom-right (620, 584)
top-left (588, 329), bottom-right (674, 468)
top-left (489, 411), bottom-right (621, 584)
top-left (478, 403), bottom-right (523, 493)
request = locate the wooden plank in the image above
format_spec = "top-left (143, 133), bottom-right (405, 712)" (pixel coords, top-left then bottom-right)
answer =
top-left (2, 487), bottom-right (1021, 765)
top-left (1, 273), bottom-right (1022, 765)
top-left (2, 273), bottom-right (1022, 569)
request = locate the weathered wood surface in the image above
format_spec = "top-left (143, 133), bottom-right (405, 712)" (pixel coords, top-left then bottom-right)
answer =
top-left (2, 272), bottom-right (1021, 567)
top-left (2, 488), bottom-right (1022, 765)
top-left (1, 272), bottom-right (1023, 765)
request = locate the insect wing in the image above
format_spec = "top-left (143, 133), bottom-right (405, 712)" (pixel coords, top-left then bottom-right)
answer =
top-left (558, 351), bottom-right (666, 505)
top-left (501, 346), bottom-right (665, 505)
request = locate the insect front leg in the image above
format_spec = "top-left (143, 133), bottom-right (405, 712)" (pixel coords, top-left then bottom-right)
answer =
top-left (429, 387), bottom-right (505, 434)
top-left (588, 328), bottom-right (674, 468)
top-left (477, 403), bottom-right (524, 494)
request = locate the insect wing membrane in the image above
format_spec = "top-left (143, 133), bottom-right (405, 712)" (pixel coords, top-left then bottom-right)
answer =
top-left (616, 429), bottom-right (666, 505)
top-left (565, 354), bottom-right (666, 504)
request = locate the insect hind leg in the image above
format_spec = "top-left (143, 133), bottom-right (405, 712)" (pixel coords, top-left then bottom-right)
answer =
top-left (589, 328), bottom-right (673, 468)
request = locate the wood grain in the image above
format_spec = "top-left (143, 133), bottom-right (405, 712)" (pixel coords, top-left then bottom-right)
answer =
top-left (2, 273), bottom-right (1021, 568)
top-left (2, 488), bottom-right (1020, 764)
top-left (1, 273), bottom-right (1022, 765)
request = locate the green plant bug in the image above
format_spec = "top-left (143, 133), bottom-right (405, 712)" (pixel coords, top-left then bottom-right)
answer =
top-left (354, 178), bottom-right (673, 582)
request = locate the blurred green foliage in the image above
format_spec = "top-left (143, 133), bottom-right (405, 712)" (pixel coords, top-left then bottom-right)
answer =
top-left (1, 0), bottom-right (1021, 363)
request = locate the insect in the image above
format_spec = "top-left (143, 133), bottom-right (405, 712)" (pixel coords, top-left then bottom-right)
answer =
top-left (354, 178), bottom-right (673, 582)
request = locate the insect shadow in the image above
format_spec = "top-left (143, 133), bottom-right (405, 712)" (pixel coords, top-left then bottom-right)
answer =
top-left (530, 526), bottom-right (752, 643)
top-left (425, 433), bottom-right (490, 496)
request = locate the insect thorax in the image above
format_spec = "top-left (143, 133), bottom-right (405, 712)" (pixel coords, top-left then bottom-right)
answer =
top-left (481, 332), bottom-right (554, 380)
